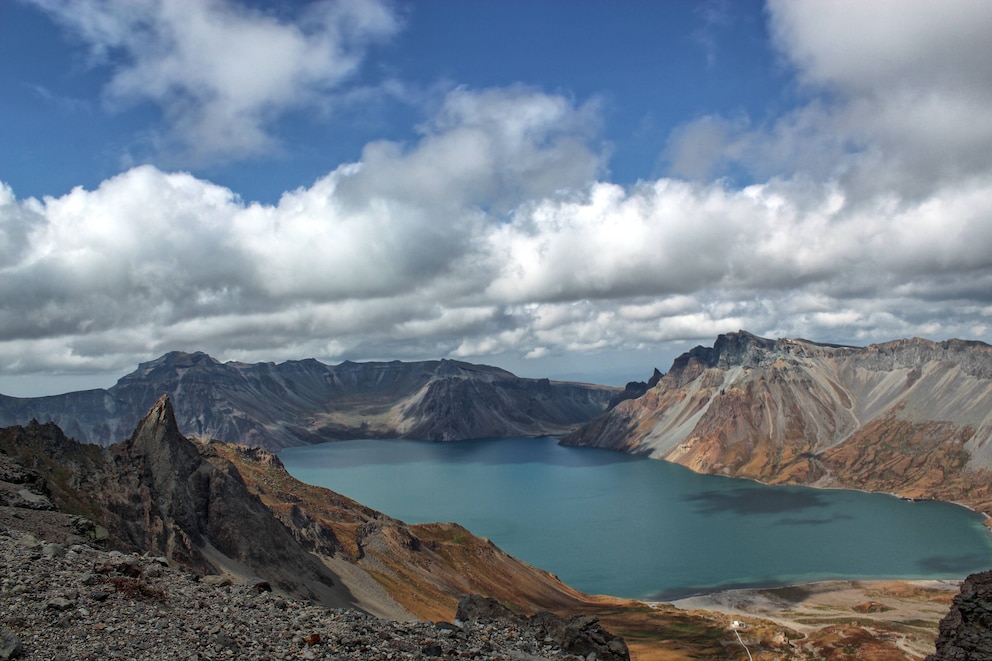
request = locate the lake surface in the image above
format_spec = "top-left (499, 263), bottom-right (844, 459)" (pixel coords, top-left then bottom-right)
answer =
top-left (279, 437), bottom-right (992, 600)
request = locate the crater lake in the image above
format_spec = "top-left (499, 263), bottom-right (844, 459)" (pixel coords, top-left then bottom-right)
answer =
top-left (279, 437), bottom-right (992, 600)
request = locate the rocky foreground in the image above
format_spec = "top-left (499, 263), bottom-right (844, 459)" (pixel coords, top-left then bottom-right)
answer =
top-left (0, 514), bottom-right (627, 661)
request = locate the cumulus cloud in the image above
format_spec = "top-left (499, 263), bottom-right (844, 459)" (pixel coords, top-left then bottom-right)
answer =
top-left (668, 0), bottom-right (992, 198)
top-left (28, 0), bottom-right (399, 162)
top-left (5, 2), bottom-right (992, 390)
top-left (5, 103), bottom-right (992, 382)
top-left (0, 86), bottom-right (608, 377)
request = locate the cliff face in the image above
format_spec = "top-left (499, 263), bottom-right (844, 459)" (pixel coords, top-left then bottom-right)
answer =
top-left (0, 353), bottom-right (617, 449)
top-left (566, 331), bottom-right (992, 513)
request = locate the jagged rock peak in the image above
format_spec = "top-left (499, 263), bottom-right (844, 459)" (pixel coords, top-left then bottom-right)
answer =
top-left (131, 395), bottom-right (179, 439)
top-left (123, 395), bottom-right (200, 470)
top-left (670, 330), bottom-right (859, 374)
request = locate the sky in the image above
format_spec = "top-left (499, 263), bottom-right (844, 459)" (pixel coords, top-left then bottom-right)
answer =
top-left (2, 0), bottom-right (992, 397)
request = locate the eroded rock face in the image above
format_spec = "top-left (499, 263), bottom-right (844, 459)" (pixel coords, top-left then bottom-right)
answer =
top-left (0, 398), bottom-right (354, 609)
top-left (927, 571), bottom-right (992, 661)
top-left (566, 331), bottom-right (992, 513)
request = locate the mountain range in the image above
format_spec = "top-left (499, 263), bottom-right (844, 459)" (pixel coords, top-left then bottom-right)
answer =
top-left (0, 351), bottom-right (617, 449)
top-left (566, 330), bottom-right (992, 515)
top-left (4, 336), bottom-right (991, 657)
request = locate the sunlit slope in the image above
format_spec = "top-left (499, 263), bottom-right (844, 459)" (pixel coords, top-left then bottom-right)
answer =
top-left (567, 331), bottom-right (992, 513)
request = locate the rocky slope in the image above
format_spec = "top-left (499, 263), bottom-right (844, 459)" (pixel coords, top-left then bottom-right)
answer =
top-left (0, 525), bottom-right (628, 661)
top-left (566, 331), bottom-right (992, 515)
top-left (0, 396), bottom-right (600, 620)
top-left (0, 352), bottom-right (617, 450)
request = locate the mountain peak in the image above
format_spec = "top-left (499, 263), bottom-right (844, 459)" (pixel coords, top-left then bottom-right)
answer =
top-left (123, 395), bottom-right (201, 476)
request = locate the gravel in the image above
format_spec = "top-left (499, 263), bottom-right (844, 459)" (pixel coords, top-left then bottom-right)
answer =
top-left (0, 522), bottom-right (607, 661)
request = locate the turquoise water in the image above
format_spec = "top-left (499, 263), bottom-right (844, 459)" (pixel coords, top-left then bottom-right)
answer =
top-left (279, 437), bottom-right (992, 600)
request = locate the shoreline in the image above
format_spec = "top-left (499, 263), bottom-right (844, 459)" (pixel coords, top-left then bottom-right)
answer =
top-left (665, 576), bottom-right (962, 657)
top-left (650, 573), bottom-right (971, 605)
top-left (665, 576), bottom-right (964, 608)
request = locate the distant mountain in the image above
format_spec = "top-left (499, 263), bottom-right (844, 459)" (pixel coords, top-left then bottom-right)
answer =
top-left (566, 331), bottom-right (992, 515)
top-left (0, 352), bottom-right (618, 449)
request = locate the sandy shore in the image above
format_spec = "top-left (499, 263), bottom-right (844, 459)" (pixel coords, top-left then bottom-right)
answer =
top-left (669, 579), bottom-right (961, 658)
top-left (671, 578), bottom-right (959, 630)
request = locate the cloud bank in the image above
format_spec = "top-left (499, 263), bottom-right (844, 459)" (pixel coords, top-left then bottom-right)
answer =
top-left (3, 0), bottom-right (992, 387)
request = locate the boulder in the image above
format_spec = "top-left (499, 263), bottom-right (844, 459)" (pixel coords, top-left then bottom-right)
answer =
top-left (927, 570), bottom-right (992, 661)
top-left (455, 594), bottom-right (629, 661)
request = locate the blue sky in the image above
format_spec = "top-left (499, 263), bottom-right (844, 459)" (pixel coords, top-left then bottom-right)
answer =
top-left (2, 0), bottom-right (992, 396)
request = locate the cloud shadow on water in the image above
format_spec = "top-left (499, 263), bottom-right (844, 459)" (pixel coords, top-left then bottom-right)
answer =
top-left (684, 487), bottom-right (829, 516)
top-left (778, 513), bottom-right (854, 526)
top-left (917, 553), bottom-right (992, 574)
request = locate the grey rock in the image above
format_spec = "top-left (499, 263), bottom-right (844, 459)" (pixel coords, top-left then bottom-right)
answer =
top-left (46, 597), bottom-right (74, 611)
top-left (0, 352), bottom-right (617, 450)
top-left (0, 629), bottom-right (22, 660)
top-left (13, 489), bottom-right (54, 511)
top-left (42, 542), bottom-right (65, 558)
top-left (927, 570), bottom-right (992, 661)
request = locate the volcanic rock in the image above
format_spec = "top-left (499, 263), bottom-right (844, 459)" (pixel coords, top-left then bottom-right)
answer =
top-left (927, 571), bottom-right (992, 661)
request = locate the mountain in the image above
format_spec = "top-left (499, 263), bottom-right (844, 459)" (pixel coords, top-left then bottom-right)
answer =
top-left (0, 396), bottom-right (597, 619)
top-left (1, 397), bottom-right (970, 659)
top-left (0, 352), bottom-right (618, 449)
top-left (566, 330), bottom-right (992, 515)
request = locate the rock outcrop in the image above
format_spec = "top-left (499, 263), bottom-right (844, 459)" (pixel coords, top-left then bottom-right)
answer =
top-left (0, 353), bottom-right (617, 449)
top-left (927, 571), bottom-right (992, 661)
top-left (566, 331), bottom-right (992, 514)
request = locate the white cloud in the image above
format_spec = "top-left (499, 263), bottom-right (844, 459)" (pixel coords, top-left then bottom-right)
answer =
top-left (667, 0), bottom-right (992, 199)
top-left (28, 0), bottom-right (399, 163)
top-left (5, 73), bottom-right (992, 384)
top-left (6, 3), bottom-right (992, 391)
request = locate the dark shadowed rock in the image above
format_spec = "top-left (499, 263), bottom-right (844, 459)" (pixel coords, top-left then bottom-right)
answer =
top-left (0, 397), bottom-right (356, 609)
top-left (928, 571), bottom-right (992, 661)
top-left (606, 368), bottom-right (663, 410)
top-left (456, 594), bottom-right (523, 624)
